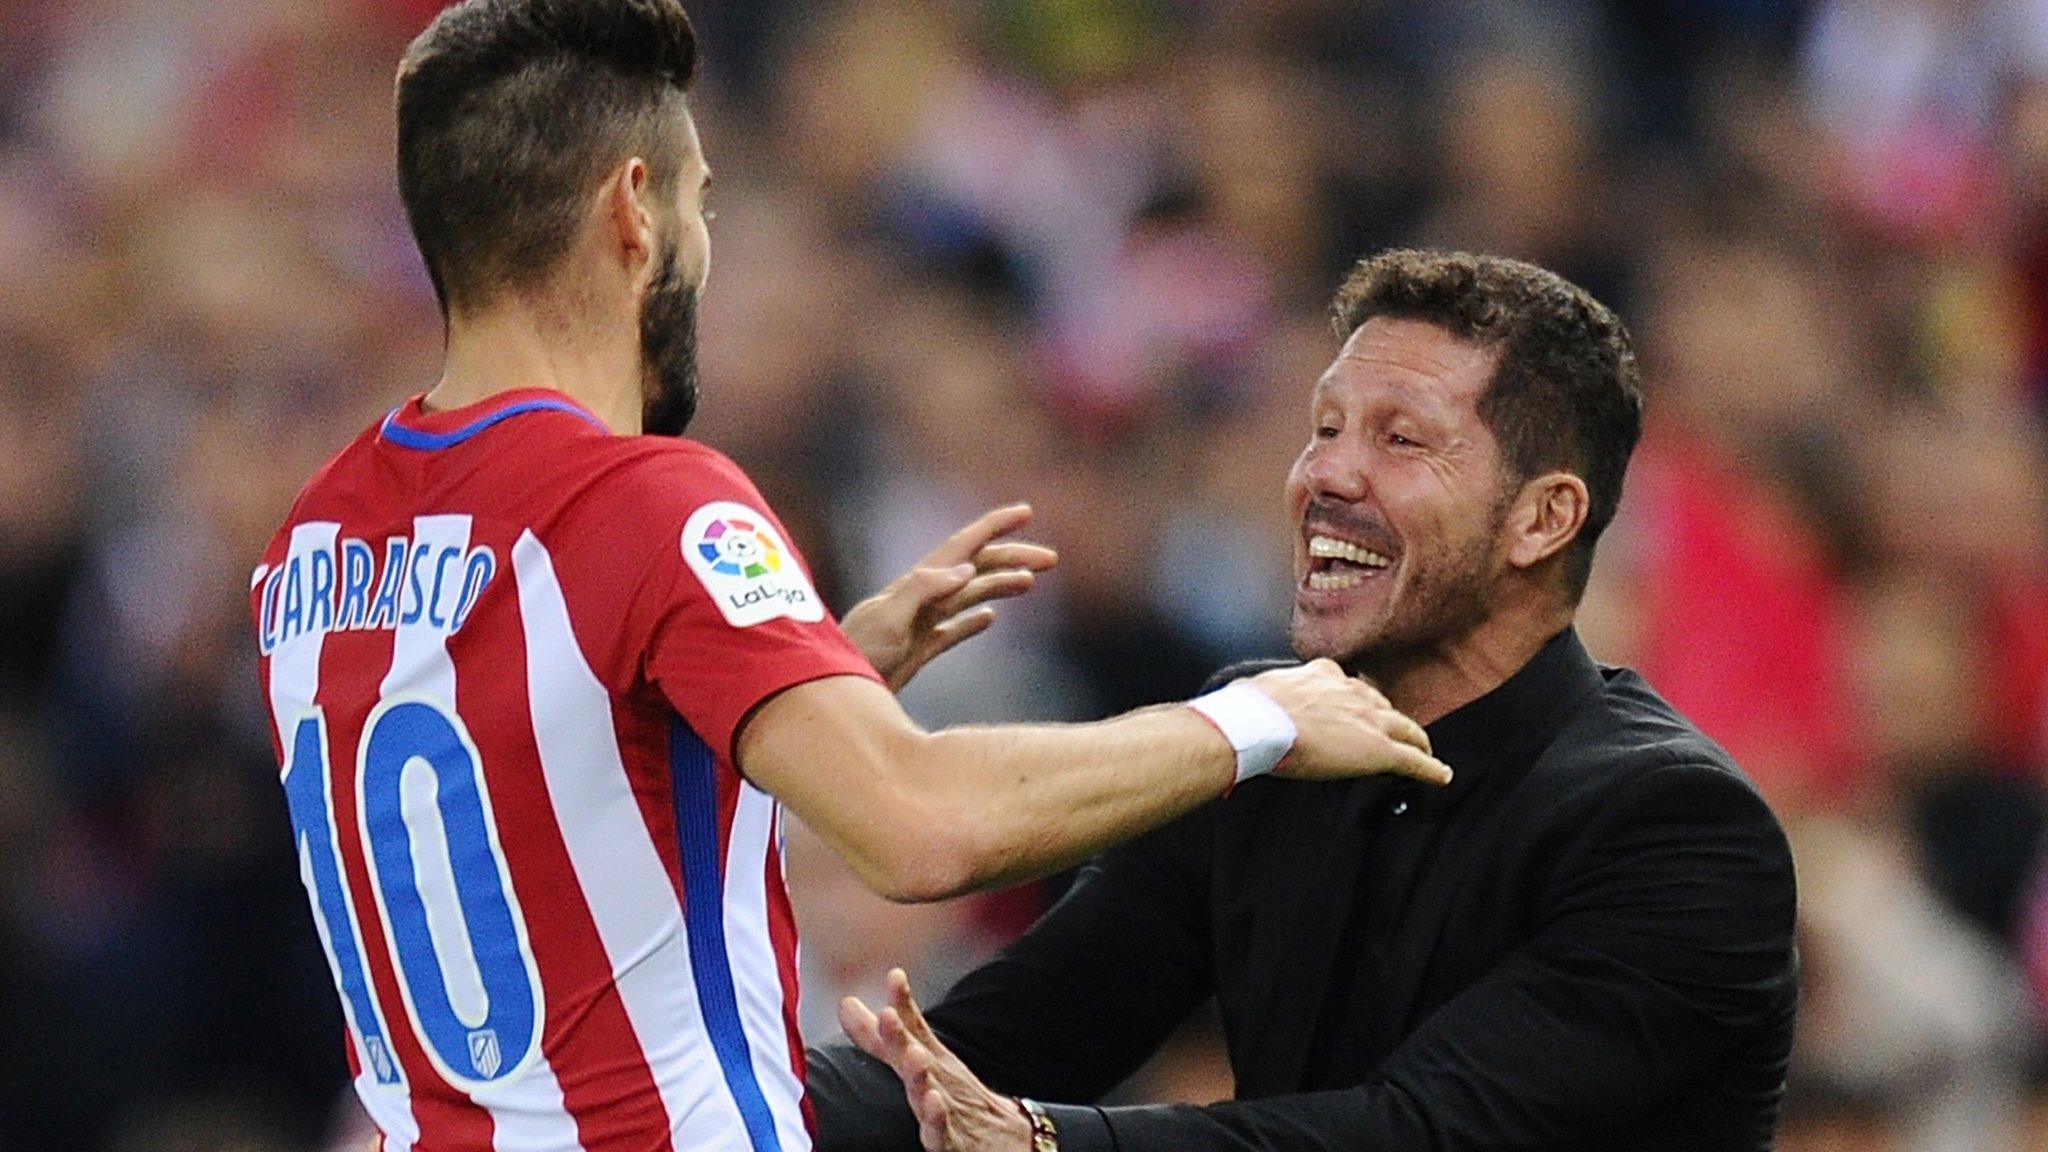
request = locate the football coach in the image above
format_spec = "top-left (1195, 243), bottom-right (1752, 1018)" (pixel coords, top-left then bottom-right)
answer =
top-left (806, 249), bottom-right (1800, 1152)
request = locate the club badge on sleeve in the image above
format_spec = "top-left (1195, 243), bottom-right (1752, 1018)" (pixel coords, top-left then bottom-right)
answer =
top-left (682, 501), bottom-right (826, 627)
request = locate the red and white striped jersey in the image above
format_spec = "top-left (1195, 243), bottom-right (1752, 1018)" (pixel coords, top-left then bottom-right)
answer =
top-left (251, 388), bottom-right (880, 1152)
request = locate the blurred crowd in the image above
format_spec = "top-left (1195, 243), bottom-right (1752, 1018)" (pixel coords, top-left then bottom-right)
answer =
top-left (4, 0), bottom-right (2048, 1148)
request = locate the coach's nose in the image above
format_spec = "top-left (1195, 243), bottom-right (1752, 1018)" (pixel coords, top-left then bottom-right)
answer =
top-left (1298, 433), bottom-right (1376, 506)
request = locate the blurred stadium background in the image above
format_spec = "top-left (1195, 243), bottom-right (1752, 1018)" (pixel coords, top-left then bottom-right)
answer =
top-left (4, 0), bottom-right (2048, 1148)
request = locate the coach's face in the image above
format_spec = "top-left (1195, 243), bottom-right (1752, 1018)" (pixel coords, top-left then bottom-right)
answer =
top-left (1288, 317), bottom-right (1513, 669)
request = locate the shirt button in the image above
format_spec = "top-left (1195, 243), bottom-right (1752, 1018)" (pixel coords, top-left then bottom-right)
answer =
top-left (1391, 800), bottom-right (1410, 816)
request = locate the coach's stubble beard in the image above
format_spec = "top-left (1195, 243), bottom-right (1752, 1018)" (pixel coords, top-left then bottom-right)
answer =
top-left (1303, 492), bottom-right (1511, 687)
top-left (640, 238), bottom-right (700, 438)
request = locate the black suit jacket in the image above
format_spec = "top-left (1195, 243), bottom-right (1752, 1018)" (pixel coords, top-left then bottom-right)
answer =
top-left (811, 630), bottom-right (1799, 1151)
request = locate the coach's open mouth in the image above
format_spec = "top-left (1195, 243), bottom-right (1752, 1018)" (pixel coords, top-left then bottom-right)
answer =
top-left (1304, 533), bottom-right (1392, 592)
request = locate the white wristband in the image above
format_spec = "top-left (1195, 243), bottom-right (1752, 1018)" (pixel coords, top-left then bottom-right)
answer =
top-left (1187, 680), bottom-right (1299, 785)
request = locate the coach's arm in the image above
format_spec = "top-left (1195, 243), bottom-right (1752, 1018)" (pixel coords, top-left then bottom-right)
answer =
top-left (809, 806), bottom-right (1219, 1151)
top-left (837, 761), bottom-right (1797, 1151)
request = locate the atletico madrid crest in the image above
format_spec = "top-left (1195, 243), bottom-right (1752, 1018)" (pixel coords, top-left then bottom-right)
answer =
top-left (469, 1028), bottom-right (503, 1079)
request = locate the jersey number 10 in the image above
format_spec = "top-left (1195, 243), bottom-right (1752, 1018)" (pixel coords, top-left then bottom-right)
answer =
top-left (282, 700), bottom-right (541, 1087)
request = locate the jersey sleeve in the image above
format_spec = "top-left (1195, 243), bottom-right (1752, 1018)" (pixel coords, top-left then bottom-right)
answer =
top-left (614, 444), bottom-right (882, 761)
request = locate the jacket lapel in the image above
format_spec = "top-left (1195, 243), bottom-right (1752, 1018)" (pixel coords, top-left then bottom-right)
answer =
top-left (1226, 777), bottom-right (1386, 1094)
top-left (1253, 774), bottom-right (1400, 1090)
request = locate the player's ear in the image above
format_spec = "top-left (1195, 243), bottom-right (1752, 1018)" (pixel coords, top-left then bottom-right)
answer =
top-left (602, 158), bottom-right (659, 290)
top-left (1505, 471), bottom-right (1589, 572)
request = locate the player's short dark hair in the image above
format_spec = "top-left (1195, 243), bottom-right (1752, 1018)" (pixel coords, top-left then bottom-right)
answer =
top-left (1333, 249), bottom-right (1643, 599)
top-left (396, 0), bottom-right (699, 316)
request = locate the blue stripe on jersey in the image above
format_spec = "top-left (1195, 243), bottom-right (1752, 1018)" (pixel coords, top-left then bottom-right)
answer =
top-left (671, 717), bottom-right (787, 1152)
top-left (380, 399), bottom-right (605, 451)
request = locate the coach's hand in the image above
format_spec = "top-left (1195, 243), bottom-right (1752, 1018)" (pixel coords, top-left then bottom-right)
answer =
top-left (842, 504), bottom-right (1059, 692)
top-left (841, 969), bottom-right (1027, 1152)
top-left (1248, 660), bottom-right (1452, 785)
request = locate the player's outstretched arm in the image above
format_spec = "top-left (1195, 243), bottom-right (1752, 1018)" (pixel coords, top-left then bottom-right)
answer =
top-left (734, 661), bottom-right (1450, 904)
top-left (840, 504), bottom-right (1058, 692)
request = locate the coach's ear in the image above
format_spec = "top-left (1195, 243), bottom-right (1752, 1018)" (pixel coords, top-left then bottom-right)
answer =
top-left (1505, 471), bottom-right (1589, 572)
top-left (1203, 659), bottom-right (1300, 695)
top-left (602, 157), bottom-right (660, 292)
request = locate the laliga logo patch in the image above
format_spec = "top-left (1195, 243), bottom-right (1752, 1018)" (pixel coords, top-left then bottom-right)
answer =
top-left (698, 515), bottom-right (784, 578)
top-left (683, 501), bottom-right (825, 627)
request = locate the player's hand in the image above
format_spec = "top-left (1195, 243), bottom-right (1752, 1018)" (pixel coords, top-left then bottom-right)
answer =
top-left (1246, 660), bottom-right (1452, 785)
top-left (842, 504), bottom-right (1058, 692)
top-left (840, 969), bottom-right (1029, 1152)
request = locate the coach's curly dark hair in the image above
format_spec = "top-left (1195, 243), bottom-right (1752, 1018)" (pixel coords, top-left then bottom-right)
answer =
top-left (396, 0), bottom-right (699, 317)
top-left (1333, 249), bottom-right (1644, 597)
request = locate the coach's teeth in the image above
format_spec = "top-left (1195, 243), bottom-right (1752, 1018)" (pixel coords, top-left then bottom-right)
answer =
top-left (1307, 535), bottom-right (1391, 568)
top-left (1308, 570), bottom-right (1365, 591)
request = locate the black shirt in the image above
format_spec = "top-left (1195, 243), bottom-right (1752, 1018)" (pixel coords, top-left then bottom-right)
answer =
top-left (1308, 631), bottom-right (1618, 1088)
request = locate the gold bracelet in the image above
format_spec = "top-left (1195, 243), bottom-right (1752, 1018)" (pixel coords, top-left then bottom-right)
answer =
top-left (1015, 1097), bottom-right (1059, 1152)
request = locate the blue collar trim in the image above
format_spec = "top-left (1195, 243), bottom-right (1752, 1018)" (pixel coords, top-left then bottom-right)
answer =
top-left (380, 398), bottom-right (606, 450)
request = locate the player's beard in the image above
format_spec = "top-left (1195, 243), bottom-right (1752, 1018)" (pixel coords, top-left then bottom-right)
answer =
top-left (640, 239), bottom-right (700, 438)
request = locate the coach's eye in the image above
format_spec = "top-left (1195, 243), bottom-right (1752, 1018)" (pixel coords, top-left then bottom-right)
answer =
top-left (1315, 425), bottom-right (1339, 440)
top-left (1388, 432), bottom-right (1419, 448)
